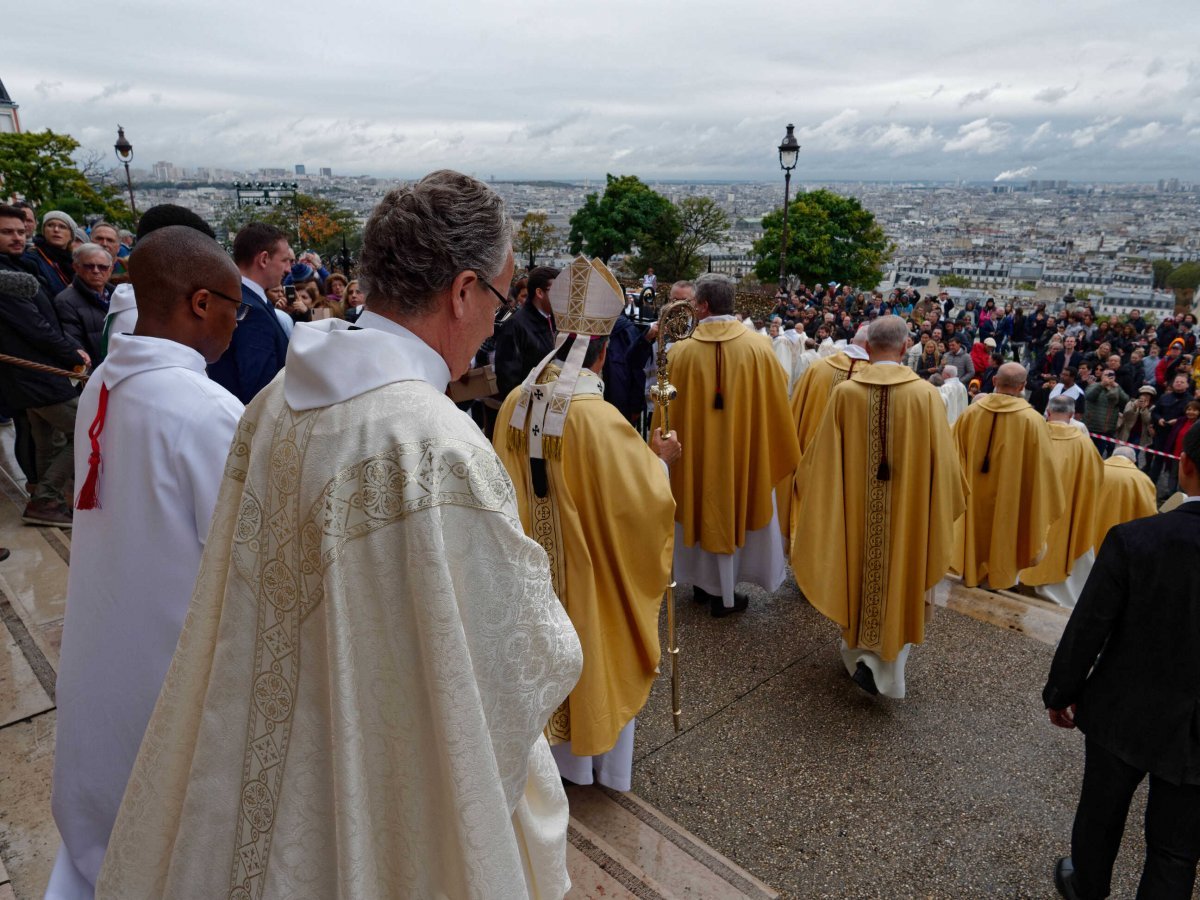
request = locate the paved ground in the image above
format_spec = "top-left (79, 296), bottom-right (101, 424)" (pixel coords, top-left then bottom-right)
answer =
top-left (630, 579), bottom-right (1183, 899)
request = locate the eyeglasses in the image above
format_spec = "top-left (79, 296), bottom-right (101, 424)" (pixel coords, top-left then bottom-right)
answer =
top-left (475, 274), bottom-right (508, 306)
top-left (205, 287), bottom-right (251, 321)
top-left (77, 263), bottom-right (112, 272)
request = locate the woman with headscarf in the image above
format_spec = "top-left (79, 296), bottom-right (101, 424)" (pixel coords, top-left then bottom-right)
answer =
top-left (24, 211), bottom-right (77, 296)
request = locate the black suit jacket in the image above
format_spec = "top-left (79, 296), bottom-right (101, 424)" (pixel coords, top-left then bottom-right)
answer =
top-left (207, 282), bottom-right (289, 405)
top-left (1044, 502), bottom-right (1200, 785)
top-left (493, 300), bottom-right (555, 400)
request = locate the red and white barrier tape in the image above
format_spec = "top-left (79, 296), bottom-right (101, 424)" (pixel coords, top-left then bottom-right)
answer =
top-left (1087, 431), bottom-right (1180, 460)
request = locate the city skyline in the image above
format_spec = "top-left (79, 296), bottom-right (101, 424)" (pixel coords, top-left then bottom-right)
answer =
top-left (6, 0), bottom-right (1199, 183)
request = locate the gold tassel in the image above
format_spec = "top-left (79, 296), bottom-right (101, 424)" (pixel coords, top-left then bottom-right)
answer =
top-left (507, 426), bottom-right (526, 452)
top-left (542, 435), bottom-right (563, 460)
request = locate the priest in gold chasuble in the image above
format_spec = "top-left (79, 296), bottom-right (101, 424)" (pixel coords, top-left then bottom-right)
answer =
top-left (497, 256), bottom-right (677, 791)
top-left (1094, 446), bottom-right (1158, 548)
top-left (783, 328), bottom-right (871, 545)
top-left (1018, 396), bottom-right (1104, 608)
top-left (952, 362), bottom-right (1066, 590)
top-left (793, 317), bottom-right (965, 698)
top-left (653, 274), bottom-right (799, 616)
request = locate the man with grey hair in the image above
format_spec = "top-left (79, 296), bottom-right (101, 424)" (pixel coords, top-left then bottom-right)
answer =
top-left (54, 242), bottom-right (114, 364)
top-left (938, 363), bottom-right (969, 425)
top-left (97, 171), bottom-right (582, 900)
top-left (793, 315), bottom-right (964, 697)
top-left (1019, 395), bottom-right (1104, 608)
top-left (656, 273), bottom-right (799, 617)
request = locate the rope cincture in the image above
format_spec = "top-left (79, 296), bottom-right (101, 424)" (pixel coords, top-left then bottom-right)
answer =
top-left (980, 412), bottom-right (997, 473)
top-left (75, 383), bottom-right (109, 510)
top-left (875, 386), bottom-right (891, 481)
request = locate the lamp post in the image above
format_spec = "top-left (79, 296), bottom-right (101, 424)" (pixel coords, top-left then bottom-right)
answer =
top-left (113, 125), bottom-right (137, 219)
top-left (777, 123), bottom-right (800, 290)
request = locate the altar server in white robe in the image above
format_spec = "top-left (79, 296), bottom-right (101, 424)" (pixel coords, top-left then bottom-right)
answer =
top-left (938, 365), bottom-right (969, 426)
top-left (96, 171), bottom-right (582, 900)
top-left (47, 227), bottom-right (245, 900)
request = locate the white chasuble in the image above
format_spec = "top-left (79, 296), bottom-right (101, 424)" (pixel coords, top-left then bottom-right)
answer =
top-left (96, 320), bottom-right (582, 900)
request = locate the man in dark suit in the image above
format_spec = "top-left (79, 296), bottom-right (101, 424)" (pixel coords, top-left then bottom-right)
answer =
top-left (494, 265), bottom-right (558, 399)
top-left (1045, 422), bottom-right (1200, 900)
top-left (206, 222), bottom-right (293, 404)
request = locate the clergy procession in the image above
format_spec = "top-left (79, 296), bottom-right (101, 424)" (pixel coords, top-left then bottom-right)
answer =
top-left (1, 172), bottom-right (1198, 900)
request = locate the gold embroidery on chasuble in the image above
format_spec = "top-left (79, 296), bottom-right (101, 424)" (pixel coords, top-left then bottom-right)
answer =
top-left (227, 407), bottom-right (517, 900)
top-left (860, 385), bottom-right (892, 651)
top-left (531, 482), bottom-right (570, 744)
top-left (831, 368), bottom-right (850, 388)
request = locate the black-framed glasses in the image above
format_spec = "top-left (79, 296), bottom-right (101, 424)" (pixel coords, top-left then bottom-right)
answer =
top-left (475, 274), bottom-right (508, 307)
top-left (206, 287), bottom-right (251, 321)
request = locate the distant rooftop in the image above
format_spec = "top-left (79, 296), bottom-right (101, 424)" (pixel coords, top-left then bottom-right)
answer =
top-left (0, 78), bottom-right (12, 105)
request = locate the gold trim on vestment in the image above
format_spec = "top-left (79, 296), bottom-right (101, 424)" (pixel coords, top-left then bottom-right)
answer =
top-left (226, 411), bottom-right (518, 900)
top-left (860, 385), bottom-right (892, 651)
top-left (530, 478), bottom-right (570, 744)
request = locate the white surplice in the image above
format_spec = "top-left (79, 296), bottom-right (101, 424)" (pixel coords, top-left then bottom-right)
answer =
top-left (96, 314), bottom-right (582, 900)
top-left (939, 379), bottom-right (969, 426)
top-left (673, 493), bottom-right (788, 607)
top-left (48, 333), bottom-right (244, 900)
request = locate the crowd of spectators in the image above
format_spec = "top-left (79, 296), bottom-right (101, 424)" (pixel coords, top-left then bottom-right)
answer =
top-left (758, 281), bottom-right (1199, 500)
top-left (0, 202), bottom-right (360, 528)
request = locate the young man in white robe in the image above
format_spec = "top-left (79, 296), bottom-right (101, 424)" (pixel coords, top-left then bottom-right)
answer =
top-left (47, 227), bottom-right (246, 899)
top-left (96, 171), bottom-right (582, 900)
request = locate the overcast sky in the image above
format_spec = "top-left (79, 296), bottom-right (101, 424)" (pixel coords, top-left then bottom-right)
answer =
top-left (6, 0), bottom-right (1198, 183)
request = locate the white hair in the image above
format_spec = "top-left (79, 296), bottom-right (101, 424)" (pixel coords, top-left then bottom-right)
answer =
top-left (1113, 446), bottom-right (1137, 461)
top-left (942, 365), bottom-right (958, 378)
top-left (72, 242), bottom-right (112, 265)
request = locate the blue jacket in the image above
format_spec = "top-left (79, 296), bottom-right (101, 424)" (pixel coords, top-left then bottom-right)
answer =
top-left (206, 282), bottom-right (289, 404)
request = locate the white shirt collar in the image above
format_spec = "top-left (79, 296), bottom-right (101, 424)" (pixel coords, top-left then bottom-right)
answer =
top-left (873, 360), bottom-right (900, 366)
top-left (240, 275), bottom-right (268, 305)
top-left (845, 344), bottom-right (870, 360)
top-left (354, 310), bottom-right (452, 388)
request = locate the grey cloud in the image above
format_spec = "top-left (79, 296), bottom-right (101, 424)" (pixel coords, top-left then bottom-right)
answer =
top-left (1033, 84), bottom-right (1076, 104)
top-left (959, 83), bottom-right (1001, 107)
top-left (926, 84), bottom-right (944, 100)
top-left (90, 82), bottom-right (132, 102)
top-left (34, 80), bottom-right (62, 99)
top-left (526, 111), bottom-right (586, 139)
top-left (1145, 57), bottom-right (1164, 77)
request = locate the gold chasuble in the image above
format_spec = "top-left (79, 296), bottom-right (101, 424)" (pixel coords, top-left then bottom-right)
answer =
top-left (655, 319), bottom-right (799, 554)
top-left (792, 365), bottom-right (965, 660)
top-left (496, 372), bottom-right (674, 756)
top-left (1019, 424), bottom-right (1103, 586)
top-left (784, 351), bottom-right (869, 541)
top-left (952, 393), bottom-right (1066, 589)
top-left (1095, 455), bottom-right (1158, 548)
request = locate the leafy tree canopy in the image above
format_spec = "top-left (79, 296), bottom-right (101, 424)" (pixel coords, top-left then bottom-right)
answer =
top-left (568, 174), bottom-right (672, 263)
top-left (515, 212), bottom-right (559, 269)
top-left (219, 193), bottom-right (360, 262)
top-left (0, 129), bottom-right (134, 227)
top-left (938, 274), bottom-right (972, 289)
top-left (753, 189), bottom-right (891, 289)
top-left (633, 196), bottom-right (730, 283)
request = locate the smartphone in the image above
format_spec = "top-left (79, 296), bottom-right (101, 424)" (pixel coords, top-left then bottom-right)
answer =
top-left (284, 285), bottom-right (297, 303)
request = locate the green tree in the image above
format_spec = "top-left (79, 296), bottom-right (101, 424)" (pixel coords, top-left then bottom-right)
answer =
top-left (1152, 259), bottom-right (1175, 289)
top-left (1166, 262), bottom-right (1200, 292)
top-left (634, 196), bottom-right (730, 282)
top-left (567, 174), bottom-right (672, 263)
top-left (514, 212), bottom-right (559, 268)
top-left (0, 129), bottom-right (134, 226)
top-left (752, 189), bottom-right (891, 288)
top-left (219, 193), bottom-right (360, 262)
top-left (938, 274), bottom-right (972, 288)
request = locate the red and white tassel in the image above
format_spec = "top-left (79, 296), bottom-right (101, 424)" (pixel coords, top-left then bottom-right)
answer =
top-left (75, 384), bottom-right (109, 510)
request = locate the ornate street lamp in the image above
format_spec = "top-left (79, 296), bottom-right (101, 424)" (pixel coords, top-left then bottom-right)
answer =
top-left (113, 126), bottom-right (137, 219)
top-left (777, 124), bottom-right (800, 289)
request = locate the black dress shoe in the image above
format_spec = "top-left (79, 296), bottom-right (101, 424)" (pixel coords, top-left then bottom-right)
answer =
top-left (691, 586), bottom-right (714, 605)
top-left (851, 660), bottom-right (880, 695)
top-left (710, 592), bottom-right (749, 618)
top-left (1054, 857), bottom-right (1082, 900)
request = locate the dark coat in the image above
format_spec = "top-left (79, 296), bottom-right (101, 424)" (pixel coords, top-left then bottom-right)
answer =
top-left (602, 314), bottom-right (654, 422)
top-left (1044, 503), bottom-right (1200, 785)
top-left (22, 236), bottom-right (74, 297)
top-left (206, 282), bottom-right (289, 405)
top-left (54, 278), bottom-right (111, 365)
top-left (0, 257), bottom-right (84, 409)
top-left (494, 300), bottom-right (556, 400)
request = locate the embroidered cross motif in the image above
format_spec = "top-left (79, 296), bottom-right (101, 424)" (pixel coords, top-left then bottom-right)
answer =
top-left (534, 388), bottom-right (544, 400)
top-left (532, 424), bottom-right (541, 436)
